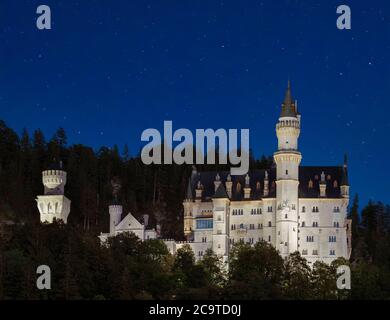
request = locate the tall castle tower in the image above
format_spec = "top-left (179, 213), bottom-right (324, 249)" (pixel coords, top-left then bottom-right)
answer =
top-left (36, 163), bottom-right (71, 224)
top-left (274, 81), bottom-right (302, 257)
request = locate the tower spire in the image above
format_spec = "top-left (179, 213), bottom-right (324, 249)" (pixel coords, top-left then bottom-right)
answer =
top-left (341, 154), bottom-right (349, 185)
top-left (186, 179), bottom-right (193, 200)
top-left (280, 80), bottom-right (297, 118)
top-left (284, 80), bottom-right (292, 105)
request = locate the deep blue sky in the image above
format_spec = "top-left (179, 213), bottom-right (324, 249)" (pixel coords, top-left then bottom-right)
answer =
top-left (0, 0), bottom-right (389, 205)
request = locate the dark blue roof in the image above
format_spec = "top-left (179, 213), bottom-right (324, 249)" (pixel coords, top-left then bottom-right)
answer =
top-left (187, 166), bottom-right (344, 201)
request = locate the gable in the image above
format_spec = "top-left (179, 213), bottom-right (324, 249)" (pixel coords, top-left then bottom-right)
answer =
top-left (115, 212), bottom-right (144, 231)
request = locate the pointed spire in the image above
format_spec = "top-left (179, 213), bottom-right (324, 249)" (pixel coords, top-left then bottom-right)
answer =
top-left (280, 80), bottom-right (297, 118)
top-left (341, 154), bottom-right (349, 186)
top-left (284, 80), bottom-right (292, 105)
top-left (186, 179), bottom-right (193, 200)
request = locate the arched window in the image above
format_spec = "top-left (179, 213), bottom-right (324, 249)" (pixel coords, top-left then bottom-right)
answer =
top-left (308, 179), bottom-right (313, 188)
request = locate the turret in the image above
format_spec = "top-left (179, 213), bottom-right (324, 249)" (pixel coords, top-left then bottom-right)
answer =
top-left (226, 174), bottom-right (233, 198)
top-left (341, 154), bottom-right (350, 198)
top-left (263, 171), bottom-right (269, 197)
top-left (36, 163), bottom-right (71, 224)
top-left (214, 173), bottom-right (221, 192)
top-left (319, 171), bottom-right (326, 197)
top-left (109, 204), bottom-right (122, 235)
top-left (212, 183), bottom-right (230, 265)
top-left (244, 174), bottom-right (251, 199)
top-left (273, 81), bottom-right (301, 257)
top-left (183, 166), bottom-right (197, 240)
top-left (184, 179), bottom-right (194, 239)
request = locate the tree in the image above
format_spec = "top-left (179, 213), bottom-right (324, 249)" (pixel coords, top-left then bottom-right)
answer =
top-left (283, 251), bottom-right (312, 299)
top-left (227, 241), bottom-right (284, 299)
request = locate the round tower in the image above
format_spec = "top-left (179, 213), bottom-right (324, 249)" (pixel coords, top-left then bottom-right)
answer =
top-left (109, 204), bottom-right (123, 235)
top-left (37, 164), bottom-right (71, 224)
top-left (274, 81), bottom-right (302, 256)
top-left (42, 169), bottom-right (67, 195)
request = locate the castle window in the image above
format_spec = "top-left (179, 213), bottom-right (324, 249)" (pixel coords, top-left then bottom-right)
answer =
top-left (330, 250), bottom-right (335, 255)
top-left (286, 170), bottom-right (288, 175)
top-left (285, 214), bottom-right (288, 219)
top-left (307, 236), bottom-right (314, 242)
top-left (302, 206), bottom-right (306, 213)
top-left (256, 181), bottom-right (261, 190)
top-left (268, 235), bottom-right (271, 242)
top-left (312, 249), bottom-right (318, 255)
top-left (258, 223), bottom-right (262, 229)
top-left (196, 219), bottom-right (213, 229)
top-left (333, 221), bottom-right (340, 228)
top-left (301, 221), bottom-right (305, 227)
top-left (267, 206), bottom-right (273, 212)
top-left (268, 221), bottom-right (272, 227)
top-left (236, 182), bottom-right (241, 192)
top-left (333, 180), bottom-right (338, 188)
top-left (312, 206), bottom-right (319, 213)
top-left (313, 221), bottom-right (318, 227)
top-left (308, 180), bottom-right (313, 188)
top-left (329, 236), bottom-right (336, 242)
top-left (302, 249), bottom-right (308, 255)
top-left (333, 206), bottom-right (340, 213)
top-left (292, 204), bottom-right (296, 210)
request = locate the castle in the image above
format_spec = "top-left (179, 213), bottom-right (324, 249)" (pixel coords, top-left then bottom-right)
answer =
top-left (180, 82), bottom-right (352, 265)
top-left (37, 82), bottom-right (352, 266)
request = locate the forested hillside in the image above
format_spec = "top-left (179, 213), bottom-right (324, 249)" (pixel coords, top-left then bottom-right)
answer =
top-left (1, 119), bottom-right (390, 300)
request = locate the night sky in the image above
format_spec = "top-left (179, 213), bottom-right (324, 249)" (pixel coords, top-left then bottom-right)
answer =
top-left (0, 0), bottom-right (389, 205)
